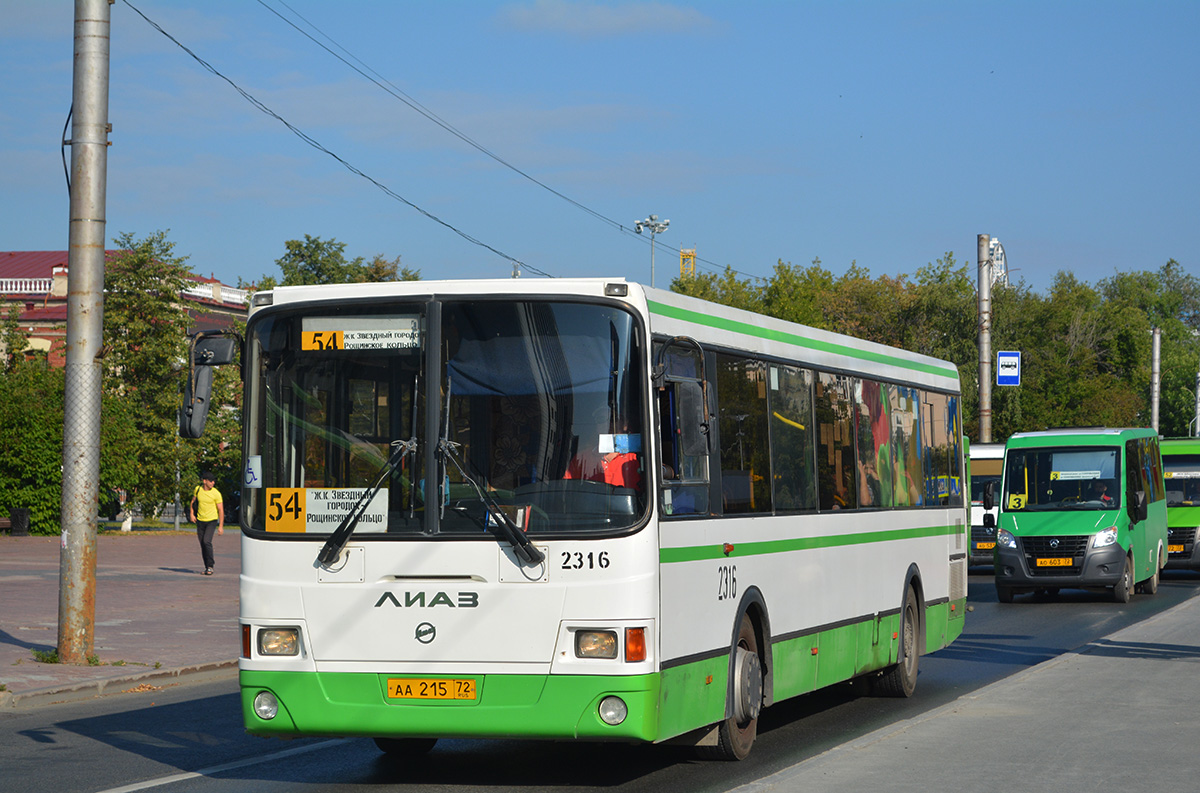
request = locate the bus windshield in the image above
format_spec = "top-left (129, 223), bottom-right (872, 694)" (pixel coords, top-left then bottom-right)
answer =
top-left (1163, 453), bottom-right (1200, 506)
top-left (245, 298), bottom-right (648, 537)
top-left (1003, 446), bottom-right (1121, 511)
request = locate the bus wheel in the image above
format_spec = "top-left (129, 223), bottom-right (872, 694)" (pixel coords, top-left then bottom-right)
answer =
top-left (995, 585), bottom-right (1014, 604)
top-left (373, 737), bottom-right (437, 757)
top-left (873, 586), bottom-right (919, 698)
top-left (1112, 555), bottom-right (1133, 603)
top-left (703, 613), bottom-right (762, 761)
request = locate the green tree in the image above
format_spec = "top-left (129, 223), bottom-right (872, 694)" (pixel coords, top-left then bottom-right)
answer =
top-left (252, 236), bottom-right (414, 287)
top-left (102, 231), bottom-right (197, 512)
top-left (2, 306), bottom-right (29, 370)
top-left (0, 359), bottom-right (139, 534)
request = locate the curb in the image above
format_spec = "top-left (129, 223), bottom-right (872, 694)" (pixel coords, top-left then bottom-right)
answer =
top-left (0, 659), bottom-right (239, 710)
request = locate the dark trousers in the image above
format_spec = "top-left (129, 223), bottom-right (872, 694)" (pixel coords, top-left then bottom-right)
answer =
top-left (196, 520), bottom-right (219, 569)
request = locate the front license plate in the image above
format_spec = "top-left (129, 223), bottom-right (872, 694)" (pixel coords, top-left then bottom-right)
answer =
top-left (976, 541), bottom-right (996, 551)
top-left (1036, 557), bottom-right (1073, 567)
top-left (387, 678), bottom-right (476, 700)
top-left (1169, 544), bottom-right (1185, 554)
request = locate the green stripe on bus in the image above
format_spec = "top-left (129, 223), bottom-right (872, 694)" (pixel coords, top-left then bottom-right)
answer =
top-left (660, 524), bottom-right (961, 564)
top-left (648, 299), bottom-right (958, 379)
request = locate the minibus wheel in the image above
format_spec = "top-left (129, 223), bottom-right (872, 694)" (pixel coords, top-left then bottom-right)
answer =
top-left (1138, 546), bottom-right (1162, 595)
top-left (1112, 554), bottom-right (1133, 603)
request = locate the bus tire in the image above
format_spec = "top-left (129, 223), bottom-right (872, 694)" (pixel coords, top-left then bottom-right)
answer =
top-left (373, 737), bottom-right (437, 757)
top-left (996, 585), bottom-right (1014, 603)
top-left (873, 585), bottom-right (919, 698)
top-left (1112, 554), bottom-right (1133, 603)
top-left (701, 613), bottom-right (761, 761)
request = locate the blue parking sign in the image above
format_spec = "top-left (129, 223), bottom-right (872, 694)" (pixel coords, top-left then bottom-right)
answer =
top-left (997, 351), bottom-right (1021, 386)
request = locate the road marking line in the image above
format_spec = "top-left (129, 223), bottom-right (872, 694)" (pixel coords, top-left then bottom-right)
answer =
top-left (93, 738), bottom-right (348, 793)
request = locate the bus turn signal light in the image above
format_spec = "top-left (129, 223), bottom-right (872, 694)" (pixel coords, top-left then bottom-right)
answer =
top-left (625, 627), bottom-right (647, 662)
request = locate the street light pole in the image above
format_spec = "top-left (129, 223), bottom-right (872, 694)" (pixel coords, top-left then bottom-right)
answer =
top-left (635, 214), bottom-right (669, 288)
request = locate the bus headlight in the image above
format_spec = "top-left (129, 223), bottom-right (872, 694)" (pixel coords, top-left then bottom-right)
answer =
top-left (253, 691), bottom-right (279, 720)
top-left (575, 630), bottom-right (618, 659)
top-left (598, 696), bottom-right (628, 725)
top-left (1094, 526), bottom-right (1118, 548)
top-left (258, 628), bottom-right (299, 656)
top-left (997, 529), bottom-right (1017, 549)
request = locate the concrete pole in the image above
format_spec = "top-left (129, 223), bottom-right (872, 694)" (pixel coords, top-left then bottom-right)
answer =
top-left (59, 0), bottom-right (110, 664)
top-left (1193, 371), bottom-right (1200, 437)
top-left (1150, 327), bottom-right (1161, 432)
top-left (977, 235), bottom-right (992, 443)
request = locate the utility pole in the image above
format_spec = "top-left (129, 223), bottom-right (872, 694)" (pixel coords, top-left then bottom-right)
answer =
top-left (1193, 371), bottom-right (1200, 437)
top-left (59, 0), bottom-right (111, 664)
top-left (977, 234), bottom-right (992, 444)
top-left (1150, 327), bottom-right (1161, 432)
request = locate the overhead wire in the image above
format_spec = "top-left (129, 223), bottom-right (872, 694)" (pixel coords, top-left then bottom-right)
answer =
top-left (121, 0), bottom-right (551, 278)
top-left (256, 0), bottom-right (767, 283)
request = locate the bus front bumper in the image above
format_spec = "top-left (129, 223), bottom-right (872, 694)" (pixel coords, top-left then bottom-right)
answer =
top-left (994, 542), bottom-right (1127, 590)
top-left (241, 670), bottom-right (660, 743)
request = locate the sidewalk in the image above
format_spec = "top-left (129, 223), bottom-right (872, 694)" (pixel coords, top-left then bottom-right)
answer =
top-left (0, 531), bottom-right (240, 708)
top-left (733, 590), bottom-right (1200, 792)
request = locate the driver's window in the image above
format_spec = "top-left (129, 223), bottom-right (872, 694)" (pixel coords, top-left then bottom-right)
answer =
top-left (656, 343), bottom-right (709, 517)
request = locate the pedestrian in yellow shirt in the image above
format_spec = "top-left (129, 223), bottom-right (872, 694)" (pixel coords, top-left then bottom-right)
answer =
top-left (189, 470), bottom-right (224, 576)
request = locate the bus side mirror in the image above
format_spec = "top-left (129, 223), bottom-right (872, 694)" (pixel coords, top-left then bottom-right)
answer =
top-left (983, 513), bottom-right (995, 529)
top-left (1128, 490), bottom-right (1148, 523)
top-left (180, 364), bottom-right (214, 438)
top-left (982, 481), bottom-right (995, 511)
top-left (180, 332), bottom-right (239, 439)
top-left (676, 380), bottom-right (709, 457)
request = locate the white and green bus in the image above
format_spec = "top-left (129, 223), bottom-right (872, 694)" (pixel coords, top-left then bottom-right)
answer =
top-left (191, 278), bottom-right (968, 760)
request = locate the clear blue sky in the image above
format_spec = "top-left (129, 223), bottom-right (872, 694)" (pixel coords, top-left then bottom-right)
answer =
top-left (2, 1), bottom-right (1196, 292)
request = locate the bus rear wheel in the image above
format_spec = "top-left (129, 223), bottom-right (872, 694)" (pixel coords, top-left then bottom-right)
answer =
top-left (373, 737), bottom-right (437, 757)
top-left (872, 586), bottom-right (919, 698)
top-left (701, 613), bottom-right (762, 761)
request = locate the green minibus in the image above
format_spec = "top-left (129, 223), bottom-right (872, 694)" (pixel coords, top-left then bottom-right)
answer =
top-left (1162, 437), bottom-right (1200, 571)
top-left (990, 428), bottom-right (1167, 603)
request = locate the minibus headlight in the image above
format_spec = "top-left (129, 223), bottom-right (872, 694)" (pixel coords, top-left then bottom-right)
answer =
top-left (258, 628), bottom-right (299, 656)
top-left (997, 529), bottom-right (1017, 549)
top-left (575, 630), bottom-right (618, 659)
top-left (1094, 526), bottom-right (1119, 548)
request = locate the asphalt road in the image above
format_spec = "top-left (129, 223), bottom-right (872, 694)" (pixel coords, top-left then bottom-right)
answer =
top-left (5, 569), bottom-right (1197, 793)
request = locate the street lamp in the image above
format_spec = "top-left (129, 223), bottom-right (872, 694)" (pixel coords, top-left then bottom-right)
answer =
top-left (635, 214), bottom-right (669, 287)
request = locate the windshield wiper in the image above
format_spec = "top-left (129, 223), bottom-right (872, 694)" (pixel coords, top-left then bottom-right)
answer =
top-left (317, 438), bottom-right (417, 566)
top-left (437, 438), bottom-right (545, 566)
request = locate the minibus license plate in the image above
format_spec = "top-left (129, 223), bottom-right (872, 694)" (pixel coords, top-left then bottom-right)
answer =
top-left (1036, 557), bottom-right (1072, 567)
top-left (387, 678), bottom-right (476, 700)
top-left (1169, 544), bottom-right (1185, 554)
top-left (976, 541), bottom-right (996, 550)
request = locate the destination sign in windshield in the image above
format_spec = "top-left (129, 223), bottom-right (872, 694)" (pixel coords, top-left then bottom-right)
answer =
top-left (301, 316), bottom-right (420, 351)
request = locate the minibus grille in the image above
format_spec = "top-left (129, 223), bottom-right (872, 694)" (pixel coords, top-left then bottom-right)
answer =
top-left (1167, 527), bottom-right (1197, 558)
top-left (970, 526), bottom-right (995, 545)
top-left (1021, 535), bottom-right (1090, 576)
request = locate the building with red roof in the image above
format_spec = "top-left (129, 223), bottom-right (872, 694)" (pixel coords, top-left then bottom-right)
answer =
top-left (0, 251), bottom-right (248, 367)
